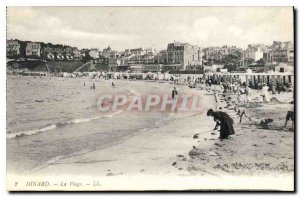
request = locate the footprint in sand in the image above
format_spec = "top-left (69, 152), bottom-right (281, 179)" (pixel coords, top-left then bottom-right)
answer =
top-left (193, 134), bottom-right (199, 139)
top-left (268, 142), bottom-right (275, 145)
top-left (214, 143), bottom-right (223, 147)
top-left (259, 136), bottom-right (267, 138)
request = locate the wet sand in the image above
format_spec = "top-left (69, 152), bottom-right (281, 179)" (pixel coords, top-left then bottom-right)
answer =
top-left (23, 87), bottom-right (214, 177)
top-left (9, 84), bottom-right (294, 191)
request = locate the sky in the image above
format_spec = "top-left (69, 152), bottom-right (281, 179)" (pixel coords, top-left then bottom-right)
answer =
top-left (6, 7), bottom-right (294, 51)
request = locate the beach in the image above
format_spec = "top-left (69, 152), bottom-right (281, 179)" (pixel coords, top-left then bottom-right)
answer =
top-left (179, 88), bottom-right (294, 177)
top-left (7, 76), bottom-right (209, 174)
top-left (6, 76), bottom-right (294, 191)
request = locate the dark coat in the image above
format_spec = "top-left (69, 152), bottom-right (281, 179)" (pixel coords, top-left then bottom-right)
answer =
top-left (212, 111), bottom-right (235, 139)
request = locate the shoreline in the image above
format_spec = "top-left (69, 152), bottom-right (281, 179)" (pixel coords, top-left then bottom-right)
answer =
top-left (17, 88), bottom-right (216, 177)
top-left (7, 81), bottom-right (294, 191)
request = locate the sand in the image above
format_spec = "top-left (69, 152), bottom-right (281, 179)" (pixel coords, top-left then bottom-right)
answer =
top-left (11, 84), bottom-right (294, 191)
top-left (174, 86), bottom-right (294, 189)
top-left (23, 87), bottom-right (214, 177)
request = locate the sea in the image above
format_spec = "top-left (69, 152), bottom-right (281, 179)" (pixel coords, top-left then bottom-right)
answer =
top-left (7, 76), bottom-right (204, 174)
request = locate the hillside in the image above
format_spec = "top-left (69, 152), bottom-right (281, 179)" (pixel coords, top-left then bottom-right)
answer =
top-left (7, 60), bottom-right (110, 73)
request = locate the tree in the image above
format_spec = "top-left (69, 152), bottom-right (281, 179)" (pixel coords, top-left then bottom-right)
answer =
top-left (219, 50), bottom-right (243, 66)
top-left (244, 58), bottom-right (255, 66)
top-left (256, 58), bottom-right (266, 66)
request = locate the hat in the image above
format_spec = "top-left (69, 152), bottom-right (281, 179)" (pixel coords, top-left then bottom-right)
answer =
top-left (207, 109), bottom-right (214, 116)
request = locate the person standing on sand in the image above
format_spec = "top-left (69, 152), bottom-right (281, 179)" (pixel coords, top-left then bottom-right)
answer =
top-left (208, 79), bottom-right (212, 87)
top-left (245, 85), bottom-right (252, 104)
top-left (271, 80), bottom-right (276, 94)
top-left (171, 87), bottom-right (178, 112)
top-left (261, 83), bottom-right (270, 102)
top-left (207, 109), bottom-right (235, 140)
top-left (172, 87), bottom-right (178, 100)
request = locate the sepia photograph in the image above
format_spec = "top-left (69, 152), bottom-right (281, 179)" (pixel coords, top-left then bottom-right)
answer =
top-left (6, 6), bottom-right (294, 191)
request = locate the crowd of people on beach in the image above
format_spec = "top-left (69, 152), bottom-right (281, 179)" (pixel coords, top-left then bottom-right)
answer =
top-left (11, 68), bottom-right (294, 141)
top-left (187, 75), bottom-right (295, 141)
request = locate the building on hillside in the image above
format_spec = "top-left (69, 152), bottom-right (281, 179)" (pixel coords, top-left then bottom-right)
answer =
top-left (125, 47), bottom-right (145, 56)
top-left (64, 47), bottom-right (73, 53)
top-left (203, 45), bottom-right (237, 63)
top-left (219, 45), bottom-right (237, 56)
top-left (143, 53), bottom-right (156, 64)
top-left (102, 45), bottom-right (112, 58)
top-left (166, 42), bottom-right (203, 70)
top-left (102, 45), bottom-right (122, 59)
top-left (144, 47), bottom-right (157, 55)
top-left (287, 49), bottom-right (294, 62)
top-left (65, 53), bottom-right (74, 60)
top-left (244, 44), bottom-right (265, 61)
top-left (203, 47), bottom-right (221, 62)
top-left (267, 41), bottom-right (294, 63)
top-left (46, 52), bottom-right (55, 60)
top-left (73, 48), bottom-right (81, 60)
top-left (109, 58), bottom-right (121, 68)
top-left (42, 46), bottom-right (53, 60)
top-left (93, 57), bottom-right (109, 66)
top-left (110, 51), bottom-right (121, 59)
top-left (80, 49), bottom-right (89, 59)
top-left (25, 42), bottom-right (41, 58)
top-left (88, 49), bottom-right (100, 59)
top-left (56, 52), bottom-right (65, 60)
top-left (6, 40), bottom-right (21, 58)
top-left (156, 50), bottom-right (168, 64)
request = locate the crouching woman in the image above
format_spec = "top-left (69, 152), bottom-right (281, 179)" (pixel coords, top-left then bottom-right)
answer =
top-left (207, 109), bottom-right (235, 139)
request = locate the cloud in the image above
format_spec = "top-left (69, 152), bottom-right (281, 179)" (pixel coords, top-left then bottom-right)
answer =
top-left (227, 26), bottom-right (242, 37)
top-left (6, 7), bottom-right (294, 50)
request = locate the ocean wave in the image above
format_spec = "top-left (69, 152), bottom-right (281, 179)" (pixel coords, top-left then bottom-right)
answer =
top-left (22, 125), bottom-right (156, 174)
top-left (7, 124), bottom-right (57, 139)
top-left (7, 110), bottom-right (123, 139)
